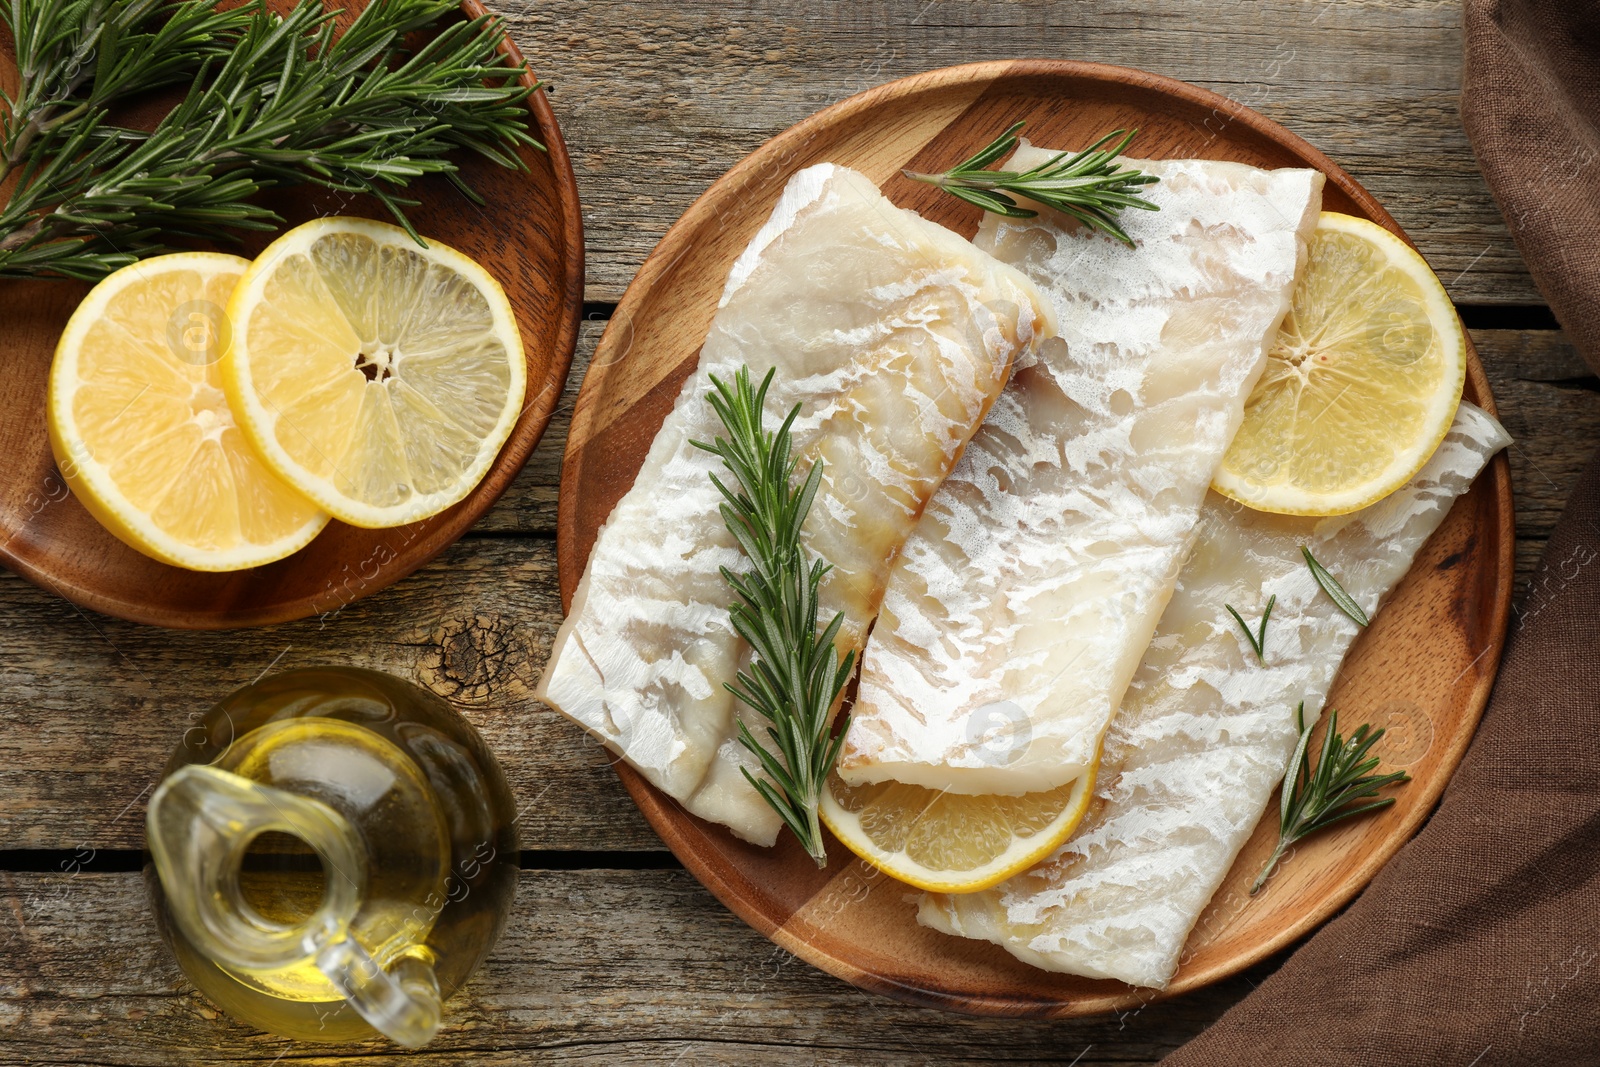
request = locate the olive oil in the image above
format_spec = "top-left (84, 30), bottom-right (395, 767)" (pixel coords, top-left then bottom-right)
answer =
top-left (148, 667), bottom-right (517, 1043)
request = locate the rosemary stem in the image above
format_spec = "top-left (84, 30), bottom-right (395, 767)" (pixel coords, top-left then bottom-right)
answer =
top-left (907, 169), bottom-right (1117, 198)
top-left (35, 101), bottom-right (90, 140)
top-left (0, 218), bottom-right (40, 252)
top-left (1252, 706), bottom-right (1410, 896)
top-left (6, 105), bottom-right (67, 179)
top-left (904, 121), bottom-right (1160, 244)
top-left (804, 798), bottom-right (827, 868)
top-left (5, 4), bottom-right (105, 172)
top-left (1250, 839), bottom-right (1290, 895)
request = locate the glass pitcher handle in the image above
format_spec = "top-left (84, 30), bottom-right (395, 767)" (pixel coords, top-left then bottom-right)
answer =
top-left (317, 941), bottom-right (443, 1048)
top-left (147, 764), bottom-right (443, 1047)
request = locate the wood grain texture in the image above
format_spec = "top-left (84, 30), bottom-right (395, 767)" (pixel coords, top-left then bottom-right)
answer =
top-left (0, 535), bottom-right (659, 855)
top-left (0, 1), bottom-right (583, 628)
top-left (553, 58), bottom-right (1517, 1017)
top-left (0, 870), bottom-right (1273, 1066)
top-left (510, 0), bottom-right (1538, 305)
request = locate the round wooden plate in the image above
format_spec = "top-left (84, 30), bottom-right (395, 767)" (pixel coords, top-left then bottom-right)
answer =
top-left (556, 61), bottom-right (1514, 1016)
top-left (0, 1), bottom-right (582, 628)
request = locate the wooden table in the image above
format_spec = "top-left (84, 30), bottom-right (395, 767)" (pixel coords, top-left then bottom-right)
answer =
top-left (1, 2), bottom-right (1587, 1063)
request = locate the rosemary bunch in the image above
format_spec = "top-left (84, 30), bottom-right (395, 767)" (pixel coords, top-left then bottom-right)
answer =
top-left (694, 367), bottom-right (855, 867)
top-left (1, 0), bottom-right (250, 184)
top-left (0, 0), bottom-right (542, 279)
top-left (904, 120), bottom-right (1160, 245)
top-left (1252, 703), bottom-right (1410, 894)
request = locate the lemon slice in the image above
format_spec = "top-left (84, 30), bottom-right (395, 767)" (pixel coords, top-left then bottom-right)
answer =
top-left (47, 253), bottom-right (329, 571)
top-left (1212, 212), bottom-right (1466, 516)
top-left (222, 218), bottom-right (526, 528)
top-left (819, 760), bottom-right (1098, 894)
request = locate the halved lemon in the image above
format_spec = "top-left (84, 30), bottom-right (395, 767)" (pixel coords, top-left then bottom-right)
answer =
top-left (1212, 212), bottom-right (1466, 516)
top-left (47, 253), bottom-right (329, 571)
top-left (819, 760), bottom-right (1098, 894)
top-left (222, 218), bottom-right (527, 528)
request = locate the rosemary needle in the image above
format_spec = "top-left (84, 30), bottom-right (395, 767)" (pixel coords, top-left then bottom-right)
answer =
top-left (692, 366), bottom-right (855, 868)
top-left (1302, 546), bottom-right (1370, 627)
top-left (1225, 594), bottom-right (1276, 664)
top-left (903, 120), bottom-right (1160, 245)
top-left (1252, 703), bottom-right (1409, 895)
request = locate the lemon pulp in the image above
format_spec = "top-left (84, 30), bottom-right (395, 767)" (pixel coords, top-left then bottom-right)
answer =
top-left (1212, 212), bottom-right (1466, 516)
top-left (223, 218), bottom-right (526, 528)
top-left (47, 253), bottom-right (328, 571)
top-left (819, 758), bottom-right (1098, 894)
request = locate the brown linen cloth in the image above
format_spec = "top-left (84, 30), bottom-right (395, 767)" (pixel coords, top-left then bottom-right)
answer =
top-left (1165, 1), bottom-right (1600, 1063)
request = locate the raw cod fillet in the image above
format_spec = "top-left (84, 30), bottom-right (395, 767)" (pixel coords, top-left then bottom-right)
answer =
top-left (839, 149), bottom-right (1325, 794)
top-left (918, 403), bottom-right (1510, 988)
top-left (536, 164), bottom-right (1055, 845)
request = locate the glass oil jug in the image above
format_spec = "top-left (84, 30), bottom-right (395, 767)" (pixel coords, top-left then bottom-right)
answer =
top-left (146, 667), bottom-right (518, 1046)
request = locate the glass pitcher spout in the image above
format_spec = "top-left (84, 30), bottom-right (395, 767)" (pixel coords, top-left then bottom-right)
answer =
top-left (147, 764), bottom-right (444, 1047)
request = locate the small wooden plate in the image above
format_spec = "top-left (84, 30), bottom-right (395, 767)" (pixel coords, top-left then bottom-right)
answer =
top-left (556, 61), bottom-right (1514, 1015)
top-left (0, 0), bottom-right (582, 628)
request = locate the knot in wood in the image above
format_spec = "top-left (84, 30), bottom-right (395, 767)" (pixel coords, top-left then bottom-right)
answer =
top-left (423, 614), bottom-right (522, 703)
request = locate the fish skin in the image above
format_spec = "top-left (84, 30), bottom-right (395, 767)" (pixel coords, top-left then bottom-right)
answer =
top-left (918, 403), bottom-right (1511, 989)
top-left (840, 149), bottom-right (1326, 796)
top-left (536, 163), bottom-right (1055, 845)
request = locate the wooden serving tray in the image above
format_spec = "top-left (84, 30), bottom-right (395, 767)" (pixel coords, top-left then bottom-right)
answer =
top-left (0, 0), bottom-right (582, 628)
top-left (555, 60), bottom-right (1514, 1015)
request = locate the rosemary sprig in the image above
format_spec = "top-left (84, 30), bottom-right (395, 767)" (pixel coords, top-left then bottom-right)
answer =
top-left (692, 366), bottom-right (855, 868)
top-left (1302, 546), bottom-right (1370, 627)
top-left (1225, 594), bottom-right (1275, 665)
top-left (1252, 703), bottom-right (1410, 894)
top-left (903, 120), bottom-right (1160, 245)
top-left (0, 0), bottom-right (542, 279)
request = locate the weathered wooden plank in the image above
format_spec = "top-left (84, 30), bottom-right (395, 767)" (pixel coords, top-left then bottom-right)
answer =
top-left (0, 869), bottom-right (1274, 1065)
top-left (1476, 330), bottom-right (1600, 591)
top-left (0, 329), bottom-right (1590, 852)
top-left (473, 319), bottom-right (603, 537)
top-left (0, 535), bottom-right (662, 854)
top-left (503, 0), bottom-right (1537, 304)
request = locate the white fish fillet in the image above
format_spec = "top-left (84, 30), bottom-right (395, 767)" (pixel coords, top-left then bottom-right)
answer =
top-left (918, 404), bottom-right (1510, 988)
top-left (536, 164), bottom-right (1055, 845)
top-left (839, 149), bottom-right (1325, 795)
